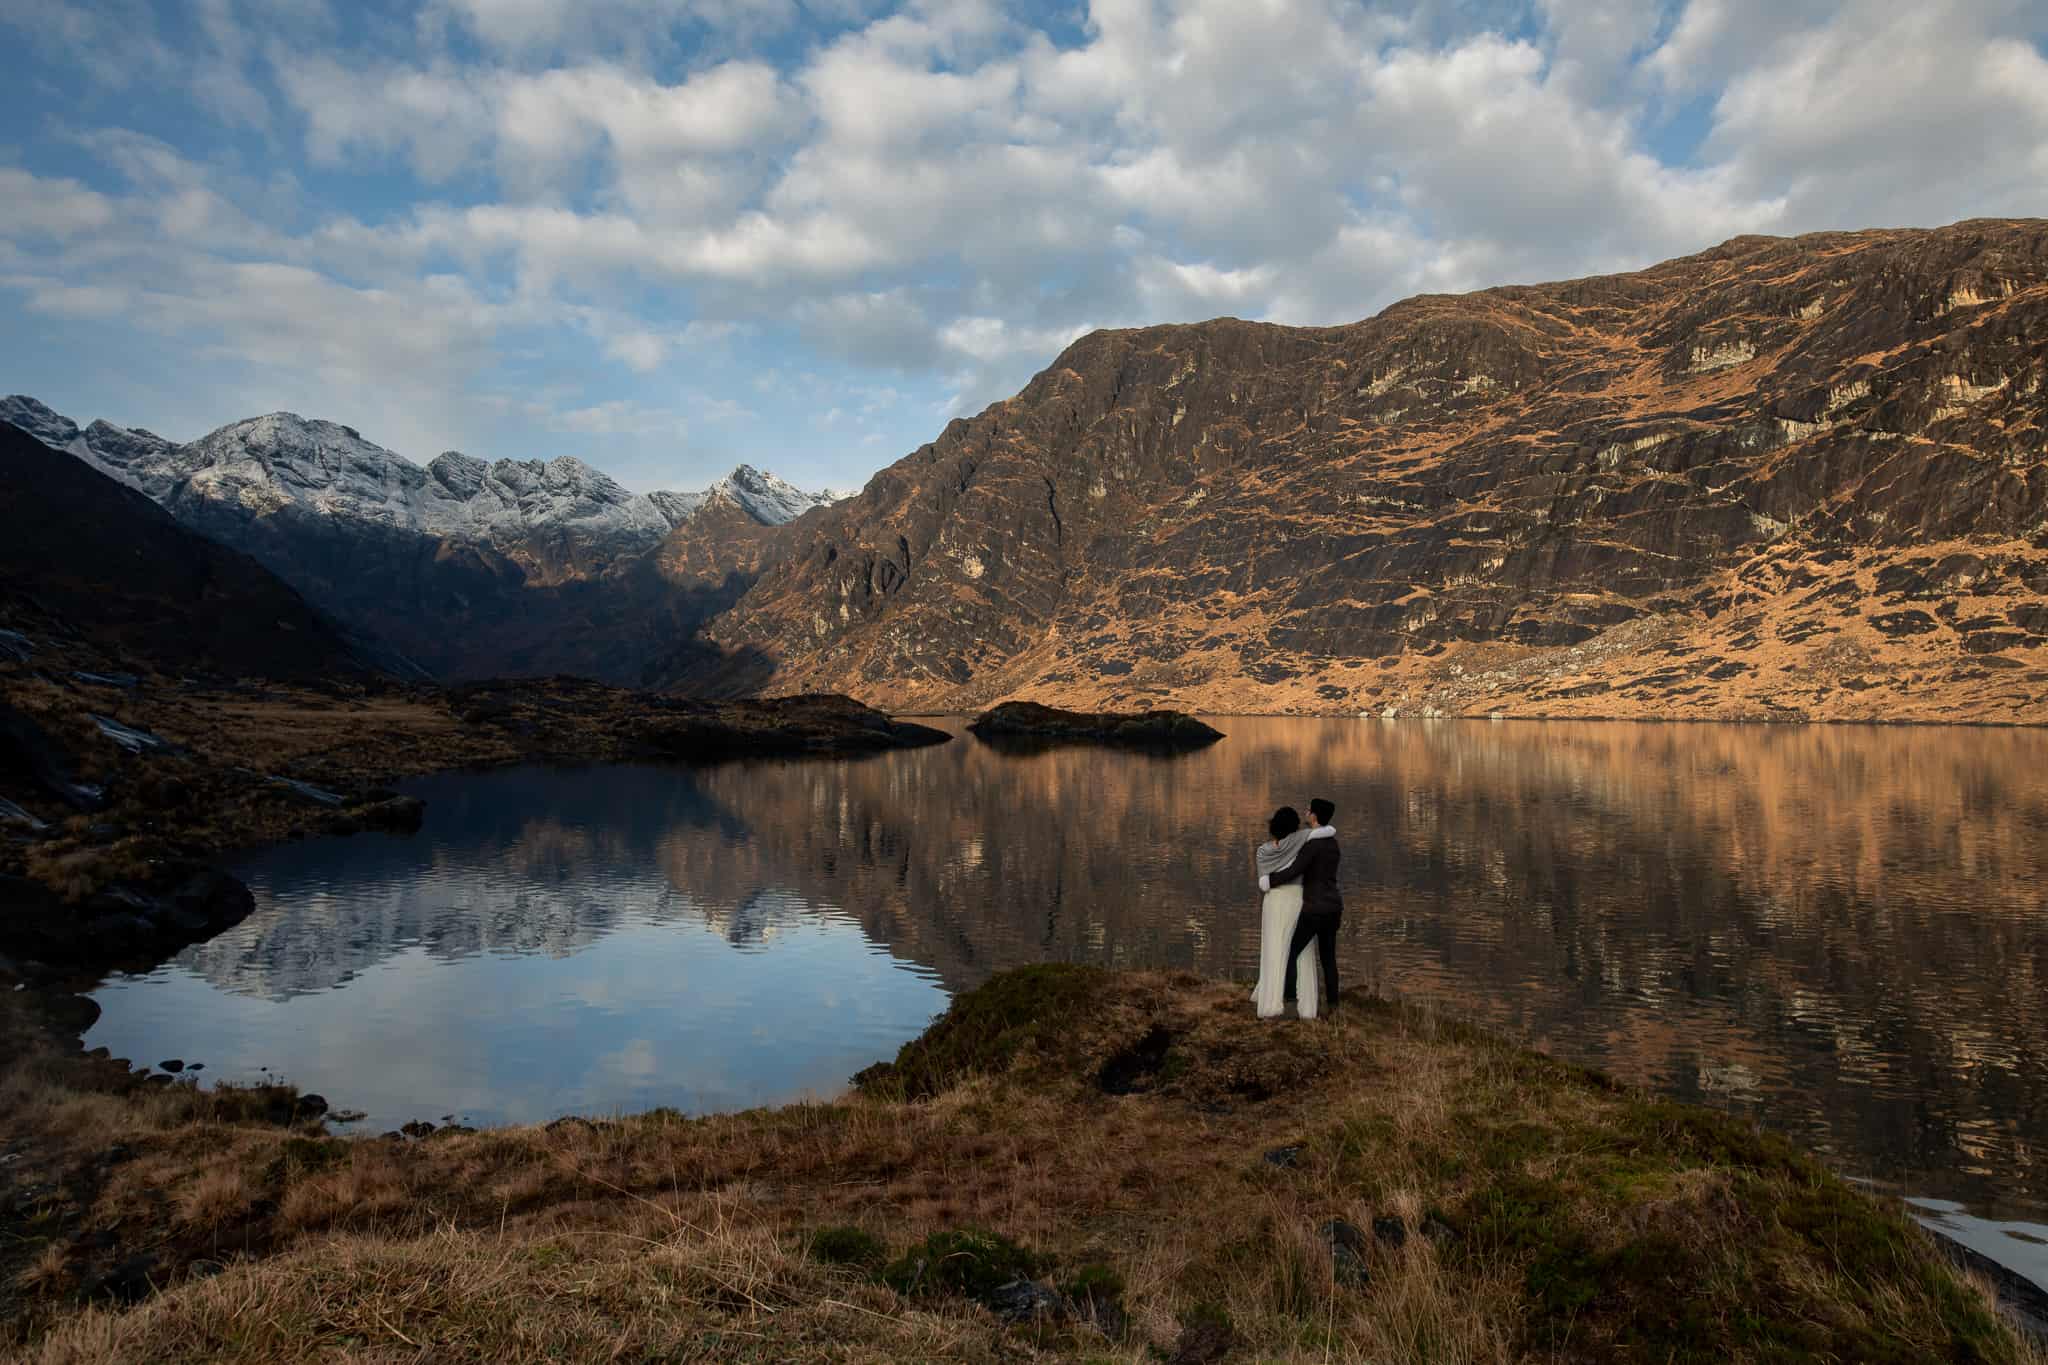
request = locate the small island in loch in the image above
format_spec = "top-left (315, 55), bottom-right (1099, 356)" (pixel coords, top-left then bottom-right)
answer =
top-left (967, 701), bottom-right (1225, 750)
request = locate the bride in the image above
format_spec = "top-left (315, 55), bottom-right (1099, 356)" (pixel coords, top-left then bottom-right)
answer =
top-left (1251, 806), bottom-right (1320, 1019)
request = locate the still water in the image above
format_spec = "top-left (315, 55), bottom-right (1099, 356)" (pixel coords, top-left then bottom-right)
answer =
top-left (88, 719), bottom-right (2048, 1283)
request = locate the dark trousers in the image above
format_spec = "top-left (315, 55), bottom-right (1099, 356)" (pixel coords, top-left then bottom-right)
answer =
top-left (1282, 911), bottom-right (1340, 1011)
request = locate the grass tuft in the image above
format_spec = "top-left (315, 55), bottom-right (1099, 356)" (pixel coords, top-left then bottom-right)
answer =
top-left (880, 1227), bottom-right (1044, 1301)
top-left (805, 1224), bottom-right (888, 1271)
top-left (854, 963), bottom-right (1107, 1099)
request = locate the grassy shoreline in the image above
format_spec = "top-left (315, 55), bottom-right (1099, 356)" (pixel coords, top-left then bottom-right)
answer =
top-left (3, 966), bottom-right (2041, 1363)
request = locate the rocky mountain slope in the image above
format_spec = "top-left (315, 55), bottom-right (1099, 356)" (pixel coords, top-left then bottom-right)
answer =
top-left (3, 398), bottom-right (839, 684)
top-left (699, 218), bottom-right (2048, 723)
top-left (0, 421), bottom-right (379, 682)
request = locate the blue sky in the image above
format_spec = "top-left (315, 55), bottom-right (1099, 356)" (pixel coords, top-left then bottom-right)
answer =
top-left (2, 0), bottom-right (2044, 495)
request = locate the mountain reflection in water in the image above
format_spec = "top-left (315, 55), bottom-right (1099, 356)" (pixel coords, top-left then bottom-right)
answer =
top-left (89, 719), bottom-right (2048, 1243)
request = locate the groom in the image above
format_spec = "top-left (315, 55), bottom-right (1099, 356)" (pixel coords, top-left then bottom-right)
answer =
top-left (1259, 797), bottom-right (1341, 1015)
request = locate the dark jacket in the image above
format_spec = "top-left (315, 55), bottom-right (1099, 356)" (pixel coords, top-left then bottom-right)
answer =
top-left (1270, 831), bottom-right (1342, 917)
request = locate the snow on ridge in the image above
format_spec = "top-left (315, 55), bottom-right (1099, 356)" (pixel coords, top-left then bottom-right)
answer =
top-left (702, 463), bottom-right (840, 526)
top-left (3, 394), bottom-right (176, 493)
top-left (9, 396), bottom-right (843, 547)
top-left (646, 489), bottom-right (710, 527)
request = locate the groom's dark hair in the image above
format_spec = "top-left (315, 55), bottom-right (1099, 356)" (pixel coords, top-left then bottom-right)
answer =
top-left (1269, 806), bottom-right (1301, 840)
top-left (1309, 798), bottom-right (1335, 826)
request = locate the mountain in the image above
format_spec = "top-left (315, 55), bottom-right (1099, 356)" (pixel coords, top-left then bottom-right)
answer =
top-left (650, 466), bottom-right (840, 529)
top-left (0, 421), bottom-right (380, 681)
top-left (698, 218), bottom-right (2048, 723)
top-left (2, 398), bottom-right (840, 684)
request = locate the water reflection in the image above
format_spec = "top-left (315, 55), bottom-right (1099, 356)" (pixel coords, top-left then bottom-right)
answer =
top-left (87, 721), bottom-right (2048, 1249)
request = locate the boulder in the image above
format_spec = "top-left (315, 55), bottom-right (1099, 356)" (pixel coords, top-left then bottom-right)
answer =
top-left (0, 701), bottom-right (105, 810)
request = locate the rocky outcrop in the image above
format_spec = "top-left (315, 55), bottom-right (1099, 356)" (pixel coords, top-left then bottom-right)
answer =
top-left (2, 400), bottom-right (841, 686)
top-left (699, 218), bottom-right (2048, 722)
top-left (966, 701), bottom-right (1222, 749)
top-left (0, 863), bottom-right (255, 970)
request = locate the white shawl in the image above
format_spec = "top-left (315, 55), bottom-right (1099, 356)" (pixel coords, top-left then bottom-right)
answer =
top-left (1255, 824), bottom-right (1335, 887)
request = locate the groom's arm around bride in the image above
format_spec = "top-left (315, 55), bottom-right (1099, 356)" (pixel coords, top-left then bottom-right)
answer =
top-left (1267, 797), bottom-right (1343, 1013)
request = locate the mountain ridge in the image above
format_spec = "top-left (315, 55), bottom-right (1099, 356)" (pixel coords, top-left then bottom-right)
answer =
top-left (0, 396), bottom-right (837, 559)
top-left (2, 396), bottom-right (843, 684)
top-left (694, 217), bottom-right (2048, 723)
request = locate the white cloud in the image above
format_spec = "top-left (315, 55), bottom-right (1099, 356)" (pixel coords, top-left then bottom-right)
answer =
top-left (549, 399), bottom-right (689, 435)
top-left (938, 315), bottom-right (1086, 366)
top-left (802, 29), bottom-right (1021, 149)
top-left (796, 288), bottom-right (941, 368)
top-left (1537, 0), bottom-right (1666, 99)
top-left (1361, 33), bottom-right (1782, 276)
top-left (0, 169), bottom-right (117, 238)
top-left (606, 330), bottom-right (669, 372)
top-left (429, 0), bottom-right (804, 54)
top-left (1699, 1), bottom-right (2048, 226)
top-left (1646, 0), bottom-right (1837, 94)
top-left (286, 56), bottom-right (800, 204)
top-left (2, 279), bottom-right (130, 318)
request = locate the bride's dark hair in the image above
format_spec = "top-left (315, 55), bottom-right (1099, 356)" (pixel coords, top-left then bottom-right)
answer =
top-left (1269, 806), bottom-right (1301, 841)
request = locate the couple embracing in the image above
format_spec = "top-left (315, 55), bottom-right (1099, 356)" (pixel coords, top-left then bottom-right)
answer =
top-left (1251, 798), bottom-right (1342, 1019)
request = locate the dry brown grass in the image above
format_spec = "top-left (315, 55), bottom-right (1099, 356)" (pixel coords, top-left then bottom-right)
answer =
top-left (6, 969), bottom-right (2044, 1363)
top-left (173, 1169), bottom-right (255, 1229)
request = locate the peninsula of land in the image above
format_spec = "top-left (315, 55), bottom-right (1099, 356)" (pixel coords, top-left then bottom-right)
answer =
top-left (2, 967), bottom-right (2040, 1361)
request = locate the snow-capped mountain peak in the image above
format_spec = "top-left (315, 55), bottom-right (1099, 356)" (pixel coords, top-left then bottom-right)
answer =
top-left (0, 395), bottom-right (72, 446)
top-left (703, 464), bottom-right (839, 526)
top-left (6, 396), bottom-right (845, 559)
top-left (2, 394), bottom-right (177, 493)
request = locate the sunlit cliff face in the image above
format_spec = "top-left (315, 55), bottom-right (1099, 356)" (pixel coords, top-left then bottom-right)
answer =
top-left (702, 223), bottom-right (2048, 724)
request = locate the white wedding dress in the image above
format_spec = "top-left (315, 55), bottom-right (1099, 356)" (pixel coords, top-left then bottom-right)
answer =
top-left (1252, 882), bottom-right (1320, 1019)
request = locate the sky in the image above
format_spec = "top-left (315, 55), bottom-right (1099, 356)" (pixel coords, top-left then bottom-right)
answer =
top-left (1, 0), bottom-right (2045, 495)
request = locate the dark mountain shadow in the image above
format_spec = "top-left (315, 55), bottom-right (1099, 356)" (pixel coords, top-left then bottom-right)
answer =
top-left (651, 637), bottom-right (783, 698)
top-left (0, 422), bottom-right (382, 682)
